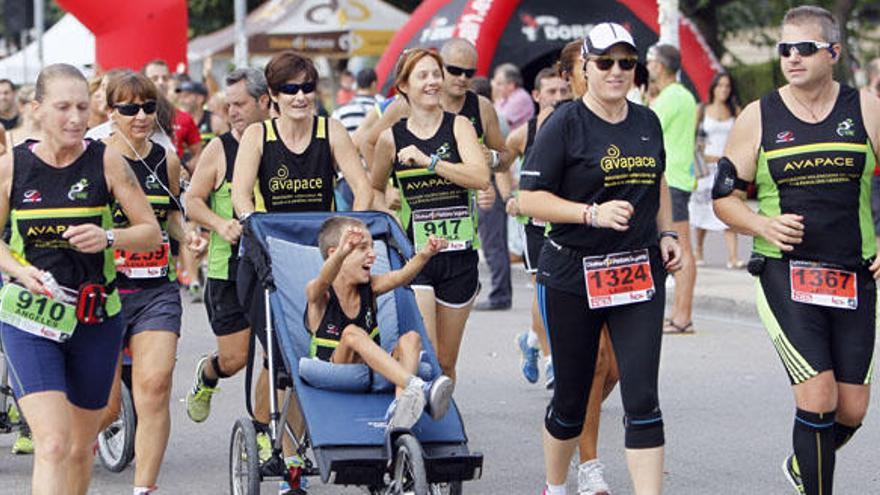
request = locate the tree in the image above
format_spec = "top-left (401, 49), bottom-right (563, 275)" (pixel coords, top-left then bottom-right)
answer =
top-left (188, 0), bottom-right (265, 38)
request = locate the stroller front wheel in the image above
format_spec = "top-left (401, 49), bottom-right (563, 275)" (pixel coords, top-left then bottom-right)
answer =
top-left (230, 417), bottom-right (262, 495)
top-left (390, 434), bottom-right (429, 495)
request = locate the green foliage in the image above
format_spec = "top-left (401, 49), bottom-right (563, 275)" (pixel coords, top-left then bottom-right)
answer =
top-left (188, 0), bottom-right (264, 38)
top-left (728, 60), bottom-right (784, 105)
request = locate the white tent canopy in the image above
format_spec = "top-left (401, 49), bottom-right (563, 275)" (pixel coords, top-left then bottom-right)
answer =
top-left (0, 14), bottom-right (95, 84)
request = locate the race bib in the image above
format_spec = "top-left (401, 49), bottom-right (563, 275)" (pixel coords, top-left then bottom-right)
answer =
top-left (789, 260), bottom-right (857, 310)
top-left (115, 241), bottom-right (170, 279)
top-left (0, 284), bottom-right (77, 342)
top-left (583, 249), bottom-right (655, 309)
top-left (412, 206), bottom-right (474, 252)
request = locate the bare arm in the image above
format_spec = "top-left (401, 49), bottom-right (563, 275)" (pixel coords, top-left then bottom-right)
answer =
top-left (329, 118), bottom-right (373, 211)
top-left (363, 99), bottom-right (409, 152)
top-left (304, 228), bottom-right (365, 331)
top-left (369, 129), bottom-right (398, 214)
top-left (371, 236), bottom-right (446, 295)
top-left (434, 116), bottom-right (490, 190)
top-left (479, 96), bottom-right (515, 172)
top-left (0, 153), bottom-right (43, 292)
top-left (231, 122), bottom-right (264, 218)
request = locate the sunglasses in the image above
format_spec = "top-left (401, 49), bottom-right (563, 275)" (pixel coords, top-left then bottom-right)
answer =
top-left (114, 100), bottom-right (157, 117)
top-left (445, 65), bottom-right (476, 78)
top-left (275, 81), bottom-right (317, 95)
top-left (590, 56), bottom-right (638, 71)
top-left (777, 41), bottom-right (833, 58)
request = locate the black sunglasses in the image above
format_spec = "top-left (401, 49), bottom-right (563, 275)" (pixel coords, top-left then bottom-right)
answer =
top-left (777, 41), bottom-right (833, 58)
top-left (590, 56), bottom-right (638, 72)
top-left (445, 65), bottom-right (476, 78)
top-left (276, 81), bottom-right (317, 95)
top-left (114, 100), bottom-right (157, 117)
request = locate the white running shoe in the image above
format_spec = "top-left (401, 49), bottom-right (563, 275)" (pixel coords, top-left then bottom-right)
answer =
top-left (577, 459), bottom-right (611, 495)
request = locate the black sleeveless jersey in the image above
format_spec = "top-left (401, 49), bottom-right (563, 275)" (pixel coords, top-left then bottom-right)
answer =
top-left (112, 141), bottom-right (176, 288)
top-left (458, 91), bottom-right (484, 140)
top-left (308, 283), bottom-right (380, 361)
top-left (391, 112), bottom-right (476, 245)
top-left (525, 117), bottom-right (537, 152)
top-left (255, 117), bottom-right (336, 213)
top-left (207, 132), bottom-right (240, 280)
top-left (9, 140), bottom-right (118, 297)
top-left (754, 85), bottom-right (876, 267)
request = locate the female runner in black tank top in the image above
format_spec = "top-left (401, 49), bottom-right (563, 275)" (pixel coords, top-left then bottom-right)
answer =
top-left (519, 25), bottom-right (681, 494)
top-left (100, 72), bottom-right (206, 493)
top-left (0, 64), bottom-right (160, 495)
top-left (371, 49), bottom-right (489, 382)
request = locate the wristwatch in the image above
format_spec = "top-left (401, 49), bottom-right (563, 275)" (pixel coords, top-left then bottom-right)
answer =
top-left (105, 229), bottom-right (116, 248)
top-left (659, 230), bottom-right (679, 241)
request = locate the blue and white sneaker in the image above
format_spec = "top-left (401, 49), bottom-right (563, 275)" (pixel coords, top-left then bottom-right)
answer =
top-left (516, 332), bottom-right (540, 384)
top-left (387, 379), bottom-right (426, 430)
top-left (544, 360), bottom-right (555, 389)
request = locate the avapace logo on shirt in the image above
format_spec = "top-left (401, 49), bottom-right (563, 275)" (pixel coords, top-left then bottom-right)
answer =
top-left (269, 165), bottom-right (324, 193)
top-left (435, 142), bottom-right (452, 160)
top-left (599, 145), bottom-right (657, 173)
top-left (145, 175), bottom-right (162, 191)
top-left (837, 118), bottom-right (855, 137)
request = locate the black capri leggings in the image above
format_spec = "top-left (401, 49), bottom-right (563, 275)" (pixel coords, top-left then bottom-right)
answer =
top-left (538, 252), bottom-right (666, 449)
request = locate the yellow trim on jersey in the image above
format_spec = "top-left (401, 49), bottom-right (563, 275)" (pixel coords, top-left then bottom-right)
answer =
top-left (264, 119), bottom-right (277, 142)
top-left (146, 195), bottom-right (171, 204)
top-left (316, 116), bottom-right (327, 140)
top-left (764, 142), bottom-right (868, 160)
top-left (12, 206), bottom-right (107, 219)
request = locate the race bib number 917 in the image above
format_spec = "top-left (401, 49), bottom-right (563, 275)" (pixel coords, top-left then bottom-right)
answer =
top-left (0, 284), bottom-right (77, 342)
top-left (412, 206), bottom-right (474, 252)
top-left (583, 249), bottom-right (655, 309)
top-left (789, 260), bottom-right (857, 310)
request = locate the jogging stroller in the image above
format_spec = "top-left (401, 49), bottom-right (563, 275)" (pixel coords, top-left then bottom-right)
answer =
top-left (229, 211), bottom-right (483, 494)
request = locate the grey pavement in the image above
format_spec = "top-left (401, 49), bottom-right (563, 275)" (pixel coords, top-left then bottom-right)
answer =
top-left (1, 229), bottom-right (878, 493)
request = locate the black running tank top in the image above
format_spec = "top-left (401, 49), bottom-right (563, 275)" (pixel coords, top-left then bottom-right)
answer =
top-left (255, 117), bottom-right (336, 212)
top-left (755, 85), bottom-right (876, 267)
top-left (459, 91), bottom-right (484, 141)
top-left (308, 283), bottom-right (380, 361)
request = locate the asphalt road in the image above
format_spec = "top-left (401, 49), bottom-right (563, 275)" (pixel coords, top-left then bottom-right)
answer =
top-left (1, 231), bottom-right (879, 494)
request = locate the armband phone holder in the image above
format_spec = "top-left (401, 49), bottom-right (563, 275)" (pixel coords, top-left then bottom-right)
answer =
top-left (76, 283), bottom-right (107, 324)
top-left (746, 254), bottom-right (767, 276)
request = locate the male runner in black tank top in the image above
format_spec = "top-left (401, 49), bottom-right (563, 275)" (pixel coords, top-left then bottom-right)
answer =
top-left (499, 67), bottom-right (571, 387)
top-left (304, 216), bottom-right (454, 430)
top-left (184, 68), bottom-right (271, 425)
top-left (715, 6), bottom-right (880, 495)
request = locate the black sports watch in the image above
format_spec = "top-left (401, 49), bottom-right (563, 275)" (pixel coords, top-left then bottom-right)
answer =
top-left (659, 230), bottom-right (679, 241)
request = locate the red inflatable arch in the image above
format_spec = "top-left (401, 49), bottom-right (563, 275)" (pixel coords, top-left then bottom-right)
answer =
top-left (57, 0), bottom-right (188, 71)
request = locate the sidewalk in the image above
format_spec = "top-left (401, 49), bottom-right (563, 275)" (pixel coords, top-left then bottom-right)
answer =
top-left (676, 266), bottom-right (758, 321)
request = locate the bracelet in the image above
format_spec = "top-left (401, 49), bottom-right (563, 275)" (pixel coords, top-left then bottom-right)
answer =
top-left (428, 154), bottom-right (440, 172)
top-left (659, 230), bottom-right (679, 241)
top-left (590, 203), bottom-right (600, 228)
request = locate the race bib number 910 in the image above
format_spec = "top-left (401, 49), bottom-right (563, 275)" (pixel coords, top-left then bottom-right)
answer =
top-left (0, 284), bottom-right (77, 342)
top-left (412, 206), bottom-right (474, 252)
top-left (583, 249), bottom-right (655, 309)
top-left (789, 260), bottom-right (857, 310)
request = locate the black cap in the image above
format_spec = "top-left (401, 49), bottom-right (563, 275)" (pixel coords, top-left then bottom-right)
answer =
top-left (176, 80), bottom-right (208, 96)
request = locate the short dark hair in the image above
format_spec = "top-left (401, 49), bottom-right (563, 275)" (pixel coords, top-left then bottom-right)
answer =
top-left (649, 44), bottom-right (681, 74)
top-left (0, 79), bottom-right (17, 92)
top-left (356, 68), bottom-right (377, 90)
top-left (317, 216), bottom-right (368, 259)
top-left (226, 68), bottom-right (269, 100)
top-left (783, 5), bottom-right (839, 43)
top-left (534, 67), bottom-right (559, 91)
top-left (265, 51), bottom-right (319, 94)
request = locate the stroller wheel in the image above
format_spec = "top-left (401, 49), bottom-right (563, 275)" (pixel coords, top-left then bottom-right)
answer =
top-left (97, 383), bottom-right (136, 472)
top-left (230, 417), bottom-right (262, 495)
top-left (390, 434), bottom-right (429, 495)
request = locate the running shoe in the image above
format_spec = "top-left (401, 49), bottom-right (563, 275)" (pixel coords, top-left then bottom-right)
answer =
top-left (387, 379), bottom-right (426, 430)
top-left (188, 281), bottom-right (204, 303)
top-left (577, 459), bottom-right (611, 495)
top-left (185, 357), bottom-right (217, 423)
top-left (7, 403), bottom-right (21, 423)
top-left (782, 454), bottom-right (805, 494)
top-left (278, 456), bottom-right (308, 494)
top-left (423, 375), bottom-right (454, 420)
top-left (545, 360), bottom-right (555, 389)
top-left (11, 430), bottom-right (33, 455)
top-left (516, 332), bottom-right (540, 384)
top-left (256, 431), bottom-right (272, 462)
